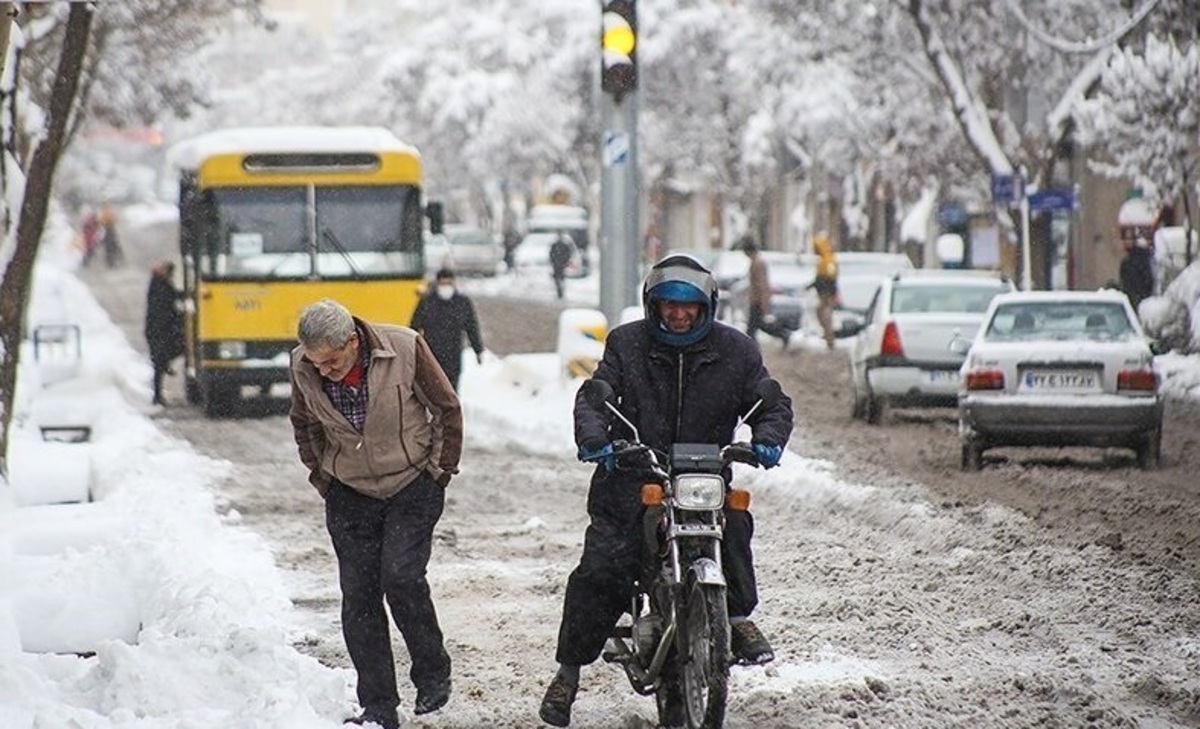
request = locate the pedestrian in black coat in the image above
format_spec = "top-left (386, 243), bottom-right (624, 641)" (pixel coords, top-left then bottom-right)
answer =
top-left (549, 233), bottom-right (573, 300)
top-left (410, 269), bottom-right (485, 391)
top-left (144, 260), bottom-right (183, 405)
top-left (1119, 237), bottom-right (1155, 313)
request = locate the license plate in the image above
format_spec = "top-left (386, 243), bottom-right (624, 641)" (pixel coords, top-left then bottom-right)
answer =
top-left (1020, 369), bottom-right (1099, 392)
top-left (923, 370), bottom-right (960, 385)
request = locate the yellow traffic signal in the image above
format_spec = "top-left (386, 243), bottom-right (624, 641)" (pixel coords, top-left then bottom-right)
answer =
top-left (601, 0), bottom-right (637, 99)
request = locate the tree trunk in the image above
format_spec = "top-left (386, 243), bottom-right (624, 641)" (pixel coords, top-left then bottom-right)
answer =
top-left (0, 4), bottom-right (15, 79)
top-left (0, 3), bottom-right (92, 480)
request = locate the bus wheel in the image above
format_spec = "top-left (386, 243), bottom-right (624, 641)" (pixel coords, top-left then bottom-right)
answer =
top-left (203, 380), bottom-right (239, 418)
top-left (185, 377), bottom-right (202, 405)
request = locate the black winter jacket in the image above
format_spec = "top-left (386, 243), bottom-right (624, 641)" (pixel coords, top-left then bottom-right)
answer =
top-left (144, 275), bottom-right (183, 368)
top-left (574, 319), bottom-right (794, 492)
top-left (410, 291), bottom-right (484, 369)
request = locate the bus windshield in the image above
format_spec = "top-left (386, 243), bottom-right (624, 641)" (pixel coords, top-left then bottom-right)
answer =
top-left (202, 185), bottom-right (423, 279)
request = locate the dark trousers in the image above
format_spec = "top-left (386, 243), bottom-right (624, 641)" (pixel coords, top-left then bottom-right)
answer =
top-left (554, 486), bottom-right (758, 666)
top-left (747, 304), bottom-right (791, 345)
top-left (152, 365), bottom-right (167, 404)
top-left (325, 474), bottom-right (451, 716)
top-left (433, 353), bottom-right (462, 392)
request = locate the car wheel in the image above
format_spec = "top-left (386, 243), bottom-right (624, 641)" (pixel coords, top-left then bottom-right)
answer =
top-left (961, 439), bottom-right (983, 471)
top-left (865, 391), bottom-right (884, 425)
top-left (1136, 428), bottom-right (1161, 471)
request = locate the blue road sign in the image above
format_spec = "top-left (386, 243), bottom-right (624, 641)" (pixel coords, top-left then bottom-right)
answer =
top-left (991, 174), bottom-right (1017, 207)
top-left (1028, 189), bottom-right (1076, 213)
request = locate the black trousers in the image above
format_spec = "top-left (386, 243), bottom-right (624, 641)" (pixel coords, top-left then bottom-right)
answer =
top-left (554, 483), bottom-right (758, 667)
top-left (325, 473), bottom-right (451, 716)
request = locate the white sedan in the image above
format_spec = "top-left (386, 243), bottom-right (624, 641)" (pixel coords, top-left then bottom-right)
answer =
top-left (956, 289), bottom-right (1164, 471)
top-left (847, 270), bottom-right (1014, 423)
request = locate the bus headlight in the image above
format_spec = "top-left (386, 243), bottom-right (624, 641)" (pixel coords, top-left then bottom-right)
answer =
top-left (216, 340), bottom-right (247, 360)
top-left (673, 474), bottom-right (725, 511)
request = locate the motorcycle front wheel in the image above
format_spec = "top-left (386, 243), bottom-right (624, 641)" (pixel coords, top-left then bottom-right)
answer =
top-left (681, 579), bottom-right (730, 729)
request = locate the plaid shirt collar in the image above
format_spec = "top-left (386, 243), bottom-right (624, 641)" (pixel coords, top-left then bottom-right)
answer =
top-left (321, 329), bottom-right (370, 432)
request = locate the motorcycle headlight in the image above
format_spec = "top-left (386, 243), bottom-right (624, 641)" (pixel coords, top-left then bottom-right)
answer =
top-left (673, 474), bottom-right (725, 511)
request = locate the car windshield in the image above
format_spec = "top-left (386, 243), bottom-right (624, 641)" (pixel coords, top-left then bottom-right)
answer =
top-left (984, 301), bottom-right (1136, 342)
top-left (891, 284), bottom-right (1006, 314)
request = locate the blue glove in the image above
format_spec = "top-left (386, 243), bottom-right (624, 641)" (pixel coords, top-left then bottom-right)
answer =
top-left (753, 443), bottom-right (783, 469)
top-left (578, 442), bottom-right (616, 472)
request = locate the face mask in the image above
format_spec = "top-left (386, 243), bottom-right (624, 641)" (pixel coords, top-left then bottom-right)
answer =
top-left (436, 285), bottom-right (454, 300)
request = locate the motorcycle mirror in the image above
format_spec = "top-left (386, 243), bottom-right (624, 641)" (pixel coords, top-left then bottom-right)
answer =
top-left (754, 378), bottom-right (782, 410)
top-left (581, 378), bottom-right (615, 411)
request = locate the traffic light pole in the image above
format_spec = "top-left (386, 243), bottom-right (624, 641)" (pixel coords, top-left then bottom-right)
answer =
top-left (599, 91), bottom-right (640, 325)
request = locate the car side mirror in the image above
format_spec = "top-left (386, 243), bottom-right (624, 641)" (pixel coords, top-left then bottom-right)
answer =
top-left (948, 338), bottom-right (972, 356)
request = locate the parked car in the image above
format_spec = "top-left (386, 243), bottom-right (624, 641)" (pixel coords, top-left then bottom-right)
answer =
top-left (725, 251), bottom-right (813, 332)
top-left (827, 252), bottom-right (915, 333)
top-left (956, 289), bottom-right (1164, 471)
top-left (846, 270), bottom-right (1015, 424)
top-left (444, 224), bottom-right (502, 277)
top-left (423, 230), bottom-right (452, 276)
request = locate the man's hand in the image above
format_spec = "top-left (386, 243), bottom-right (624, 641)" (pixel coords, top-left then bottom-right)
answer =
top-left (435, 471), bottom-right (453, 488)
top-left (752, 443), bottom-right (783, 469)
top-left (578, 440), bottom-right (616, 472)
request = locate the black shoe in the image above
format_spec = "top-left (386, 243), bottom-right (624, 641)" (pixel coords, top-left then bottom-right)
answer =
top-left (343, 709), bottom-right (399, 729)
top-left (538, 674), bottom-right (578, 727)
top-left (730, 619), bottom-right (775, 665)
top-left (414, 677), bottom-right (451, 716)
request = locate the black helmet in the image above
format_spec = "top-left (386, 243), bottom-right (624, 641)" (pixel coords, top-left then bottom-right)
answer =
top-left (642, 254), bottom-right (719, 347)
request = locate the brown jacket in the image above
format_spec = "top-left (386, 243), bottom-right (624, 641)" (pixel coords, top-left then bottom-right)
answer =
top-left (289, 318), bottom-right (463, 499)
top-left (748, 254), bottom-right (771, 311)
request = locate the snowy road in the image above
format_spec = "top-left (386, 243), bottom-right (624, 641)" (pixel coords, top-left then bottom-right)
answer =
top-left (78, 212), bottom-right (1200, 728)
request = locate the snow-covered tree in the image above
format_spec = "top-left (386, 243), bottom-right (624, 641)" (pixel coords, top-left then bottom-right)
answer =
top-left (1076, 35), bottom-right (1200, 219)
top-left (0, 1), bottom-right (259, 481)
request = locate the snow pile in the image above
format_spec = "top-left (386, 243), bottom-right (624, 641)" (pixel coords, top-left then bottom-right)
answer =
top-left (1141, 259), bottom-right (1200, 353)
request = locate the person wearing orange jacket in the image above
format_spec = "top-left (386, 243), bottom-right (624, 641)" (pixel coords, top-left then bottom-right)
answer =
top-left (806, 232), bottom-right (839, 349)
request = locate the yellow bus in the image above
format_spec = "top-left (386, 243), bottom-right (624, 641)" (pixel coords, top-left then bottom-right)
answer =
top-left (167, 126), bottom-right (442, 416)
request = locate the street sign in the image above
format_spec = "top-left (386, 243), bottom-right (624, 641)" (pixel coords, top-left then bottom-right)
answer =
top-left (1028, 189), bottom-right (1076, 213)
top-left (991, 174), bottom-right (1022, 207)
top-left (602, 131), bottom-right (630, 167)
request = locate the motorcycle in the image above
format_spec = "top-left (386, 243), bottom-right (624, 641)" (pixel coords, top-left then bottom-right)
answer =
top-left (580, 377), bottom-right (784, 729)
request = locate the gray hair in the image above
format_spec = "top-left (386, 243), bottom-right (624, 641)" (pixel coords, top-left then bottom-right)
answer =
top-left (297, 299), bottom-right (356, 350)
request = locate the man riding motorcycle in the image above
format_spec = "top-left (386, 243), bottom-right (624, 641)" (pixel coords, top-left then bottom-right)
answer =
top-left (539, 254), bottom-right (795, 727)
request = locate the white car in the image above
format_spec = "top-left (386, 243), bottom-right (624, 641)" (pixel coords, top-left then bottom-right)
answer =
top-left (829, 252), bottom-right (915, 332)
top-left (847, 270), bottom-right (1015, 423)
top-left (444, 224), bottom-right (502, 277)
top-left (724, 251), bottom-right (812, 332)
top-left (423, 231), bottom-right (452, 275)
top-left (956, 289), bottom-right (1164, 471)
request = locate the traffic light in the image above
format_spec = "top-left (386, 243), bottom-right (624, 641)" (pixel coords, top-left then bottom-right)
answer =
top-left (601, 0), bottom-right (637, 100)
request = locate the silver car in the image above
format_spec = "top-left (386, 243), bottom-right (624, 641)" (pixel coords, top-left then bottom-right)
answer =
top-left (847, 271), bottom-right (1014, 423)
top-left (957, 289), bottom-right (1164, 471)
top-left (444, 225), bottom-right (502, 277)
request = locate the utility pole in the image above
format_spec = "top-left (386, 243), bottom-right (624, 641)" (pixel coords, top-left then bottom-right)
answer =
top-left (598, 0), bottom-right (640, 324)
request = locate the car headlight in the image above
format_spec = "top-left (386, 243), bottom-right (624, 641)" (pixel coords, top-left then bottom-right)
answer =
top-left (216, 340), bottom-right (247, 359)
top-left (673, 474), bottom-right (726, 511)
